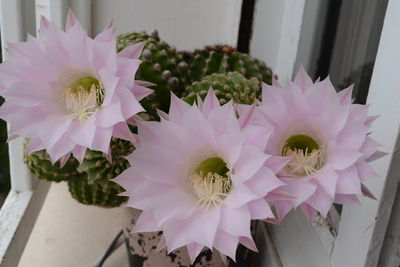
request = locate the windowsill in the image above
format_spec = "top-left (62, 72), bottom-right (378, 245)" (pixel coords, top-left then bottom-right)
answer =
top-left (18, 182), bottom-right (128, 267)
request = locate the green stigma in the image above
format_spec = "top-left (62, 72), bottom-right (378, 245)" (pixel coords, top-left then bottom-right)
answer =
top-left (194, 157), bottom-right (229, 178)
top-left (70, 76), bottom-right (100, 93)
top-left (282, 134), bottom-right (319, 156)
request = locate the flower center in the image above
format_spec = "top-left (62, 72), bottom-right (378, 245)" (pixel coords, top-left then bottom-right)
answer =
top-left (189, 157), bottom-right (232, 210)
top-left (60, 76), bottom-right (105, 121)
top-left (281, 134), bottom-right (324, 177)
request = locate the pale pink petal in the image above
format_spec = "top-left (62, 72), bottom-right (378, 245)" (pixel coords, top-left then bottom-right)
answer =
top-left (116, 57), bottom-right (140, 88)
top-left (26, 138), bottom-right (45, 154)
top-left (366, 151), bottom-right (387, 162)
top-left (38, 115), bottom-right (72, 148)
top-left (133, 211), bottom-right (162, 232)
top-left (95, 101), bottom-right (125, 127)
top-left (328, 145), bottom-right (363, 170)
top-left (157, 109), bottom-right (169, 120)
top-left (131, 83), bottom-right (153, 100)
top-left (313, 165), bottom-right (338, 198)
top-left (91, 126), bottom-right (113, 153)
top-left (361, 184), bottom-right (377, 200)
top-left (305, 188), bottom-right (333, 217)
top-left (112, 122), bottom-right (136, 143)
top-left (264, 156), bottom-right (290, 174)
top-left (294, 66), bottom-right (314, 92)
top-left (213, 230), bottom-right (239, 262)
top-left (113, 169), bottom-right (145, 194)
top-left (187, 242), bottom-right (204, 264)
top-left (94, 25), bottom-right (115, 42)
top-left (239, 236), bottom-right (258, 252)
top-left (365, 115), bottom-right (380, 126)
top-left (72, 145), bottom-right (86, 163)
top-left (117, 87), bottom-right (144, 119)
top-left (3, 80), bottom-right (52, 107)
top-left (273, 200), bottom-right (294, 221)
top-left (207, 102), bottom-right (240, 137)
top-left (338, 85), bottom-right (353, 104)
top-left (356, 161), bottom-right (378, 181)
top-left (248, 198), bottom-right (274, 219)
top-left (65, 9), bottom-right (78, 31)
top-left (336, 166), bottom-right (362, 195)
top-left (219, 205), bottom-right (251, 237)
top-left (232, 146), bottom-right (269, 180)
top-left (201, 88), bottom-right (220, 117)
top-left (59, 154), bottom-right (71, 168)
top-left (69, 117), bottom-right (96, 148)
top-left (299, 203), bottom-right (316, 222)
top-left (246, 166), bottom-right (284, 197)
top-left (168, 93), bottom-right (191, 123)
top-left (334, 194), bottom-right (361, 205)
top-left (278, 179), bottom-right (317, 207)
top-left (223, 181), bottom-right (259, 209)
top-left (238, 103), bottom-right (256, 129)
top-left (46, 133), bottom-right (75, 163)
top-left (119, 42), bottom-right (145, 59)
top-left (98, 68), bottom-right (120, 106)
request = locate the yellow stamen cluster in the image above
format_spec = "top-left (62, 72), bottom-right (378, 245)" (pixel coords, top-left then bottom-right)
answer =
top-left (190, 171), bottom-right (232, 210)
top-left (60, 76), bottom-right (104, 121)
top-left (283, 147), bottom-right (323, 177)
top-left (281, 134), bottom-right (324, 177)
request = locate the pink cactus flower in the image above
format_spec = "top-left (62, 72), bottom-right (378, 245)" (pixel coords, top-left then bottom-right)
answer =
top-left (248, 68), bottom-right (385, 222)
top-left (115, 89), bottom-right (284, 263)
top-left (0, 11), bottom-right (151, 164)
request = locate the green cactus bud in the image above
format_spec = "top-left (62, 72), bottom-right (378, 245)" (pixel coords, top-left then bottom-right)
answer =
top-left (180, 45), bottom-right (275, 85)
top-left (117, 31), bottom-right (189, 116)
top-left (68, 174), bottom-right (127, 208)
top-left (25, 137), bottom-right (133, 208)
top-left (183, 72), bottom-right (261, 105)
top-left (24, 142), bottom-right (80, 182)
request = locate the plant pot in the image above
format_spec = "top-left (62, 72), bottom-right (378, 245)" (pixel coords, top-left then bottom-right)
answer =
top-left (122, 208), bottom-right (257, 267)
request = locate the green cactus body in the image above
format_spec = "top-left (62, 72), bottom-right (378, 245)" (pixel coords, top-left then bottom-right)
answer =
top-left (117, 31), bottom-right (189, 115)
top-left (24, 148), bottom-right (80, 182)
top-left (69, 138), bottom-right (134, 207)
top-left (183, 72), bottom-right (261, 105)
top-left (181, 45), bottom-right (275, 85)
top-left (25, 138), bottom-right (133, 208)
top-left (77, 138), bottom-right (134, 183)
top-left (68, 174), bottom-right (128, 208)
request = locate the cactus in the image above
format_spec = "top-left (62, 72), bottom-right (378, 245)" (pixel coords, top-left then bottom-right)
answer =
top-left (68, 174), bottom-right (128, 208)
top-left (180, 45), bottom-right (275, 85)
top-left (24, 147), bottom-right (80, 182)
top-left (25, 138), bottom-right (133, 208)
top-left (68, 138), bottom-right (133, 207)
top-left (117, 30), bottom-right (189, 116)
top-left (182, 71), bottom-right (261, 105)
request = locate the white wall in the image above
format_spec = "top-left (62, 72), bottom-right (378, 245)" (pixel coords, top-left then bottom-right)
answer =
top-left (92, 0), bottom-right (242, 51)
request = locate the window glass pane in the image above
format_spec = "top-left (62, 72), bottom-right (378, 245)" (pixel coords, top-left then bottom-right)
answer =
top-left (299, 0), bottom-right (388, 104)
